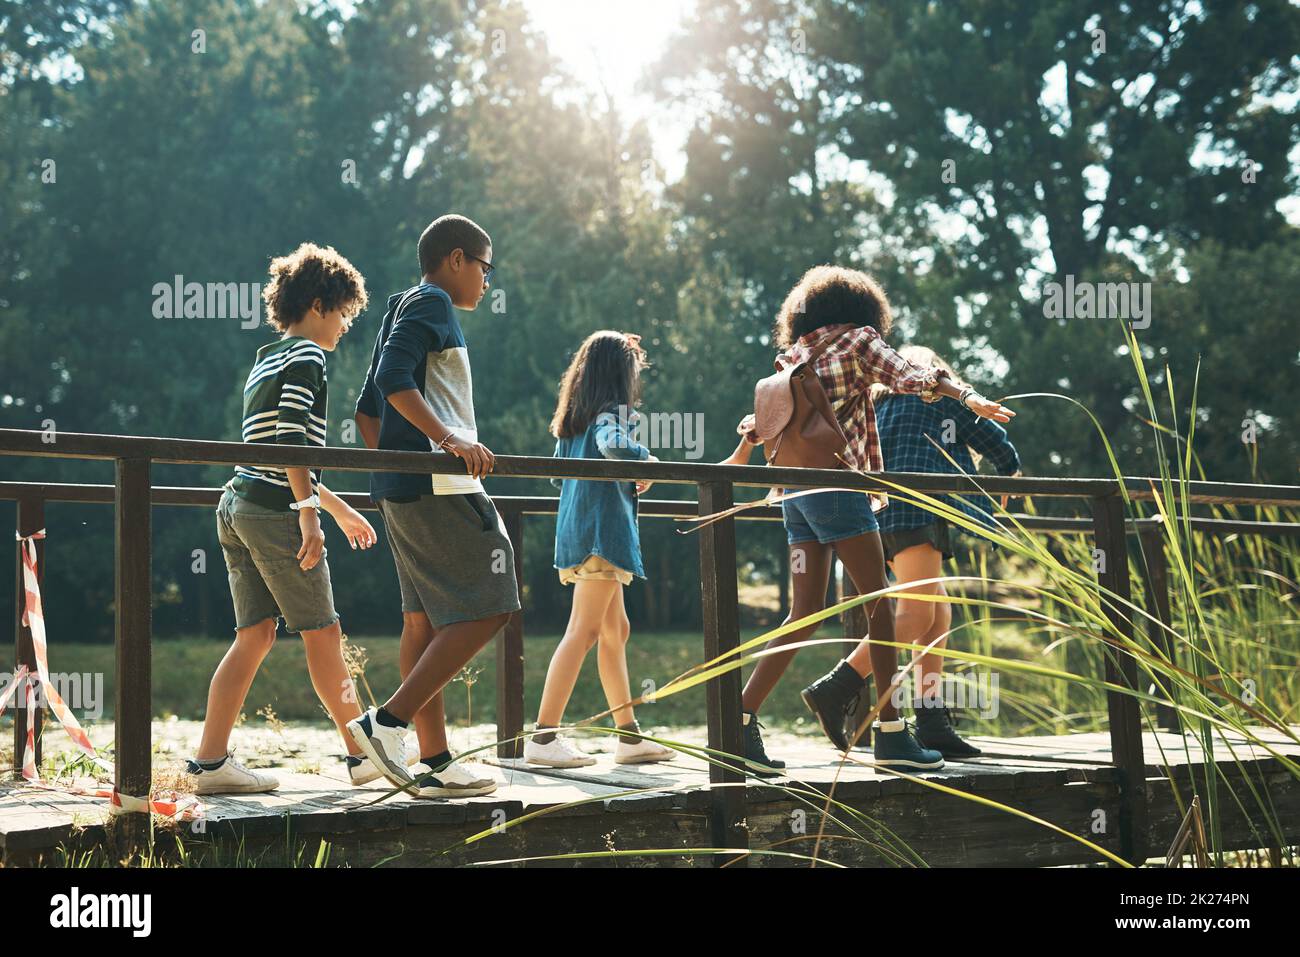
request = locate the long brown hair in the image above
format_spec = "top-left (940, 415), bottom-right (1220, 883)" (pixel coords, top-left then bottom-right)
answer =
top-left (870, 345), bottom-right (970, 404)
top-left (550, 331), bottom-right (649, 439)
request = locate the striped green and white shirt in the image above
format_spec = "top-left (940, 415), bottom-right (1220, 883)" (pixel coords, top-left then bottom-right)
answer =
top-left (229, 336), bottom-right (328, 510)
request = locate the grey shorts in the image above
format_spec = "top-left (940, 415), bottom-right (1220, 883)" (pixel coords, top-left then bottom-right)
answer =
top-left (379, 493), bottom-right (522, 627)
top-left (215, 488), bottom-right (338, 634)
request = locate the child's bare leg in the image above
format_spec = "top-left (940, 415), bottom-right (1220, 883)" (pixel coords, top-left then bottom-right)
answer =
top-left (383, 612), bottom-right (512, 722)
top-left (537, 579), bottom-right (619, 728)
top-left (917, 585), bottom-right (953, 700)
top-left (889, 544), bottom-right (944, 700)
top-left (595, 585), bottom-right (634, 726)
top-left (301, 620), bottom-right (363, 756)
top-left (398, 611), bottom-right (448, 758)
top-left (741, 541), bottom-right (834, 713)
top-left (834, 532), bottom-right (901, 721)
top-left (196, 618), bottom-right (277, 761)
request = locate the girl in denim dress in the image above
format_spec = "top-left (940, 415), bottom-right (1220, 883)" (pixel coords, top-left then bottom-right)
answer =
top-left (525, 331), bottom-right (675, 769)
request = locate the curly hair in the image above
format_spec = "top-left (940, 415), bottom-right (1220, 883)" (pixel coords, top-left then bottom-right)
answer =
top-left (261, 242), bottom-right (369, 332)
top-left (773, 265), bottom-right (892, 349)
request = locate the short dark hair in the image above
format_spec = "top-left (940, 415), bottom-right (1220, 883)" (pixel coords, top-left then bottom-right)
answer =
top-left (418, 214), bottom-right (491, 275)
top-left (262, 242), bottom-right (368, 332)
top-left (773, 265), bottom-right (893, 348)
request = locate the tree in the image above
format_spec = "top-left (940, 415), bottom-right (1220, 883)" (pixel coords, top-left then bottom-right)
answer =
top-left (650, 0), bottom-right (1300, 483)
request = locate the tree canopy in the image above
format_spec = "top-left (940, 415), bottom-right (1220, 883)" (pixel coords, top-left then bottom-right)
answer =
top-left (2, 0), bottom-right (1296, 639)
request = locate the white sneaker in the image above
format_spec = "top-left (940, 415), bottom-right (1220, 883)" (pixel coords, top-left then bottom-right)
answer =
top-left (524, 735), bottom-right (597, 768)
top-left (615, 736), bottom-right (675, 765)
top-left (410, 760), bottom-right (498, 799)
top-left (187, 751), bottom-right (280, 795)
top-left (347, 755), bottom-right (384, 786)
top-left (346, 708), bottom-right (413, 789)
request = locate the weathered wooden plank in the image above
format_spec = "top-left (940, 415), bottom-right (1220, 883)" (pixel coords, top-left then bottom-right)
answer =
top-left (5, 730), bottom-right (1298, 865)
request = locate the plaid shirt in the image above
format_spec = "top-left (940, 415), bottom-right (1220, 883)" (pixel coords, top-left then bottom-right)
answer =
top-left (782, 324), bottom-right (946, 510)
top-left (875, 393), bottom-right (1021, 532)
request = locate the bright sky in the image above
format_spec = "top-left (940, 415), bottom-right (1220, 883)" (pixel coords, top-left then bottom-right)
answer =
top-left (521, 0), bottom-right (694, 177)
top-left (521, 0), bottom-right (1298, 226)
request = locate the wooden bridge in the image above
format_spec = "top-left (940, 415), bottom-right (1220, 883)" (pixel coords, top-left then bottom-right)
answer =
top-left (2, 428), bottom-right (1299, 866)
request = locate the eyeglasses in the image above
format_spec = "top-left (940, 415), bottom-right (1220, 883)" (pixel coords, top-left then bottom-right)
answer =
top-left (466, 253), bottom-right (495, 281)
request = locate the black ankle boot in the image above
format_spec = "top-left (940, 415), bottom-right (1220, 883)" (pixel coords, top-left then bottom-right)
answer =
top-left (801, 662), bottom-right (865, 753)
top-left (740, 712), bottom-right (784, 777)
top-left (913, 705), bottom-right (982, 759)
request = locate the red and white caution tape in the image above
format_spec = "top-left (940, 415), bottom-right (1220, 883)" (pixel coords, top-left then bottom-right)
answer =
top-left (109, 789), bottom-right (202, 820)
top-left (0, 664), bottom-right (37, 781)
top-left (22, 679), bottom-right (38, 781)
top-left (11, 529), bottom-right (203, 821)
top-left (16, 529), bottom-right (107, 773)
top-left (0, 664), bottom-right (27, 715)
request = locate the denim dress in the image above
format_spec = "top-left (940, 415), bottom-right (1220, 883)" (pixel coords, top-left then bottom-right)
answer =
top-left (552, 408), bottom-right (649, 579)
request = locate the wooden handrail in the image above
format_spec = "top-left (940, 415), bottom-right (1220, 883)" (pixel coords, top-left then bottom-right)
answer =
top-left (2, 481), bottom-right (1297, 537)
top-left (5, 427), bottom-right (1298, 864)
top-left (4, 428), bottom-right (1300, 506)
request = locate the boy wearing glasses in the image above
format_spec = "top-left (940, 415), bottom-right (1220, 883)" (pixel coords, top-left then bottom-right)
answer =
top-left (349, 214), bottom-right (517, 797)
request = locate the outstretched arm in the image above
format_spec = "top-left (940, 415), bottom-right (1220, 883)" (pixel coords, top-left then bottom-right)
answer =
top-left (856, 329), bottom-right (1016, 423)
top-left (720, 414), bottom-right (759, 466)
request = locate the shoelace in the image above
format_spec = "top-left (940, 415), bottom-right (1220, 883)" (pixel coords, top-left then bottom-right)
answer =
top-left (746, 717), bottom-right (770, 755)
top-left (226, 749), bottom-right (261, 779)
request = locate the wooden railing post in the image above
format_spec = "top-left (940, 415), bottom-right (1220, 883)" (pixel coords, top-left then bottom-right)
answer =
top-left (1090, 494), bottom-right (1148, 864)
top-left (1138, 527), bottom-right (1177, 731)
top-left (13, 494), bottom-right (44, 777)
top-left (697, 480), bottom-right (748, 864)
top-left (114, 457), bottom-right (152, 851)
top-left (497, 505), bottom-right (526, 759)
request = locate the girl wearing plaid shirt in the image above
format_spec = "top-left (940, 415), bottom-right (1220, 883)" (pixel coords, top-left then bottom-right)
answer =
top-left (722, 267), bottom-right (1014, 773)
top-left (872, 345), bottom-right (1021, 759)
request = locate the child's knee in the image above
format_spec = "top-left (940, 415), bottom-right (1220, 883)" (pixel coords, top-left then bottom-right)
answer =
top-left (786, 601), bottom-right (824, 626)
top-left (301, 620), bottom-right (343, 646)
top-left (601, 616), bottom-right (631, 646)
top-left (236, 619), bottom-right (277, 653)
top-left (566, 626), bottom-right (601, 652)
top-left (401, 612), bottom-right (435, 642)
top-left (896, 599), bottom-right (935, 633)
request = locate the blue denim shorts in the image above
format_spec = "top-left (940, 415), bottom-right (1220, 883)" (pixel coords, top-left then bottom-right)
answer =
top-left (782, 490), bottom-right (879, 545)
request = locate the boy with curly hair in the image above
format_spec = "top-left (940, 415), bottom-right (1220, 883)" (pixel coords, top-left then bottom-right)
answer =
top-left (187, 242), bottom-right (383, 794)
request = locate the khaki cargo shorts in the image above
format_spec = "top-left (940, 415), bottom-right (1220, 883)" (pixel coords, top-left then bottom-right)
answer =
top-left (216, 487), bottom-right (338, 634)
